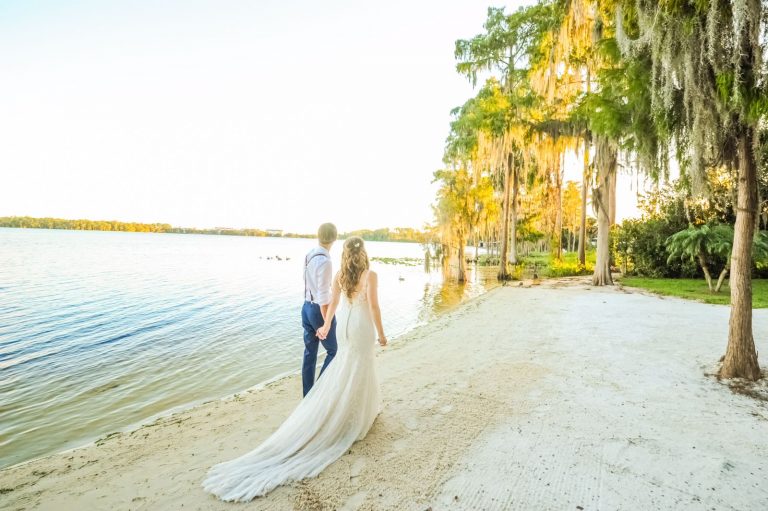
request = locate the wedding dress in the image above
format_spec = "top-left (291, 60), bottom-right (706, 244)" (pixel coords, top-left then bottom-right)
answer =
top-left (203, 281), bottom-right (381, 502)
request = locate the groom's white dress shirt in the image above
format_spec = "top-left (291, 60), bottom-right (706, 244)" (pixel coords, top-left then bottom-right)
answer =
top-left (304, 246), bottom-right (332, 305)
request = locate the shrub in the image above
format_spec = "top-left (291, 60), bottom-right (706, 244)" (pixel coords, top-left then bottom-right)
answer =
top-left (612, 218), bottom-right (700, 277)
top-left (548, 259), bottom-right (593, 277)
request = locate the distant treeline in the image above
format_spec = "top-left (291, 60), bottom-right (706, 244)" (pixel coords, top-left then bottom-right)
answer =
top-left (342, 227), bottom-right (427, 243)
top-left (0, 216), bottom-right (426, 242)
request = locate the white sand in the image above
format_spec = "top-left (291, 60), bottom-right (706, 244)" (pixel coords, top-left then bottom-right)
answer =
top-left (2, 279), bottom-right (767, 510)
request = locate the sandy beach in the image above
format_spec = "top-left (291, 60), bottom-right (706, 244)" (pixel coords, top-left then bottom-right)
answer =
top-left (2, 279), bottom-right (768, 510)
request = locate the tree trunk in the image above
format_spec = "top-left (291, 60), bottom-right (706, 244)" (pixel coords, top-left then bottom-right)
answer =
top-left (698, 254), bottom-right (714, 292)
top-left (715, 265), bottom-right (729, 294)
top-left (555, 165), bottom-right (563, 260)
top-left (591, 136), bottom-right (616, 286)
top-left (457, 241), bottom-right (466, 283)
top-left (578, 138), bottom-right (590, 266)
top-left (593, 203), bottom-right (612, 285)
top-left (510, 165), bottom-right (519, 265)
top-left (720, 128), bottom-right (761, 380)
top-left (579, 69), bottom-right (591, 266)
top-left (498, 163), bottom-right (512, 280)
top-left (608, 169), bottom-right (617, 226)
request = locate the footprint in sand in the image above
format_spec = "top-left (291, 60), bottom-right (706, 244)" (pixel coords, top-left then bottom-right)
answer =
top-left (339, 490), bottom-right (368, 511)
top-left (350, 458), bottom-right (366, 478)
top-left (404, 417), bottom-right (419, 430)
top-left (419, 397), bottom-right (438, 409)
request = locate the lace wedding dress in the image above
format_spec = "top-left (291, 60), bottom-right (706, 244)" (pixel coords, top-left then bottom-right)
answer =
top-left (203, 283), bottom-right (381, 502)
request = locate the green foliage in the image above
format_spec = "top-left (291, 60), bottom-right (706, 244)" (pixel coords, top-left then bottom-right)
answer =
top-left (455, 4), bottom-right (558, 88)
top-left (665, 224), bottom-right (733, 266)
top-left (613, 217), bottom-right (699, 278)
top-left (716, 72), bottom-right (735, 104)
top-left (548, 259), bottom-right (594, 277)
top-left (615, 0), bottom-right (768, 183)
top-left (610, 182), bottom-right (710, 277)
top-left (444, 79), bottom-right (512, 164)
top-left (451, 1), bottom-right (557, 167)
top-left (612, 179), bottom-right (768, 278)
top-left (517, 212), bottom-right (546, 243)
top-left (0, 216), bottom-right (428, 242)
top-left (341, 228), bottom-right (427, 243)
top-left (432, 167), bottom-right (498, 246)
top-left (572, 32), bottom-right (662, 178)
top-left (0, 216), bottom-right (173, 234)
top-left (520, 250), bottom-right (596, 278)
top-left (754, 231), bottom-right (768, 263)
top-left (620, 277), bottom-right (768, 308)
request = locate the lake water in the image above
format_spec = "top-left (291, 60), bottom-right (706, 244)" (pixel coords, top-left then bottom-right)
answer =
top-left (0, 228), bottom-right (495, 469)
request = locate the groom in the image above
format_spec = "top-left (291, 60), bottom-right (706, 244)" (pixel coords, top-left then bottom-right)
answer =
top-left (301, 222), bottom-right (338, 396)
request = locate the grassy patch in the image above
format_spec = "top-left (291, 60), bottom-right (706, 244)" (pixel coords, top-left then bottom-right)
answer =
top-left (519, 250), bottom-right (596, 278)
top-left (619, 277), bottom-right (768, 308)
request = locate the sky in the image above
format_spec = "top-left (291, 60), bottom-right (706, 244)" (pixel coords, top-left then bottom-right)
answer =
top-left (0, 0), bottom-right (644, 234)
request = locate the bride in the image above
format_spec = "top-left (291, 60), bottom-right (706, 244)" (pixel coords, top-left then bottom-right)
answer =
top-left (203, 236), bottom-right (388, 502)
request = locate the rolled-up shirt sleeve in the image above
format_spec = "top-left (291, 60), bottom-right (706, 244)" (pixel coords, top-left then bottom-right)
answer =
top-left (314, 258), bottom-right (333, 305)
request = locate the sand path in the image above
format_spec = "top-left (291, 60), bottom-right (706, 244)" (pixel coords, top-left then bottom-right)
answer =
top-left (2, 280), bottom-right (767, 510)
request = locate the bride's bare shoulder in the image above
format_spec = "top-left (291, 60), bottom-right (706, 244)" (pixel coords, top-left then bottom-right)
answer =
top-left (365, 270), bottom-right (378, 289)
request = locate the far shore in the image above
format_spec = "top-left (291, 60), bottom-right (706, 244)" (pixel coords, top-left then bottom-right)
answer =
top-left (0, 218), bottom-right (427, 243)
top-left (2, 278), bottom-right (767, 510)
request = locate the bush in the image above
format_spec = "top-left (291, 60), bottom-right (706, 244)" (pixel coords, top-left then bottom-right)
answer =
top-left (612, 218), bottom-right (701, 278)
top-left (609, 178), bottom-right (744, 278)
top-left (547, 259), bottom-right (593, 277)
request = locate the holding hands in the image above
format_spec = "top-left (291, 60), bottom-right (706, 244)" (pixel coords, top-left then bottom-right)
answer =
top-left (318, 322), bottom-right (386, 346)
top-left (317, 322), bottom-right (332, 340)
top-left (317, 265), bottom-right (387, 348)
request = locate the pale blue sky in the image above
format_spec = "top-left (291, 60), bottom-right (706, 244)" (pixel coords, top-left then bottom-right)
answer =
top-left (0, 0), bottom-right (641, 233)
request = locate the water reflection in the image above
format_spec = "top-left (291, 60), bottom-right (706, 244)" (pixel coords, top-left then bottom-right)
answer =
top-left (416, 265), bottom-right (498, 324)
top-left (0, 228), bottom-right (497, 468)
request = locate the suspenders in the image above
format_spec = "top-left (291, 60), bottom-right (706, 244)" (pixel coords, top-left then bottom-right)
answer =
top-left (304, 252), bottom-right (328, 303)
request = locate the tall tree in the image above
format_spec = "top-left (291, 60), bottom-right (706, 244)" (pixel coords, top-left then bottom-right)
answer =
top-left (530, 0), bottom-right (599, 266)
top-left (433, 167), bottom-right (497, 282)
top-left (578, 133), bottom-right (591, 265)
top-left (541, 0), bottom-right (661, 286)
top-left (616, 0), bottom-right (767, 380)
top-left (455, 4), bottom-right (557, 279)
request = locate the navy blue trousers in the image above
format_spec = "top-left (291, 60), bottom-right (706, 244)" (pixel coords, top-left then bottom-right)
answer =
top-left (301, 301), bottom-right (337, 396)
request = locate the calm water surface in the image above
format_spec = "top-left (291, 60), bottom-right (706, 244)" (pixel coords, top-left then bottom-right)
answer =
top-left (0, 228), bottom-right (495, 469)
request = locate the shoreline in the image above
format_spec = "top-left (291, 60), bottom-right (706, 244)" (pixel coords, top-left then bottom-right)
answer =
top-left (2, 278), bottom-right (495, 474)
top-left (2, 280), bottom-right (767, 510)
top-left (0, 365), bottom-right (303, 474)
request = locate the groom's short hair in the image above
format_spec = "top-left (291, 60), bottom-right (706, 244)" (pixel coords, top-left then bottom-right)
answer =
top-left (317, 223), bottom-right (337, 244)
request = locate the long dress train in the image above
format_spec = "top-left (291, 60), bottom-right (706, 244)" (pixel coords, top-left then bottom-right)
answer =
top-left (202, 289), bottom-right (381, 502)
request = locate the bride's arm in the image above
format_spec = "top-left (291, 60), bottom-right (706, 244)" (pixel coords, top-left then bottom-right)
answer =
top-left (317, 273), bottom-right (341, 340)
top-left (366, 271), bottom-right (387, 346)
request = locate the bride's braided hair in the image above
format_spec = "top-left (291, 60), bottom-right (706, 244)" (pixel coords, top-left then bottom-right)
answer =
top-left (339, 236), bottom-right (369, 299)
